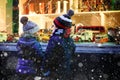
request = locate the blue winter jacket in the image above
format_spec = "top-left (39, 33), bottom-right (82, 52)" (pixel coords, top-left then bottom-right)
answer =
top-left (16, 36), bottom-right (44, 75)
top-left (45, 29), bottom-right (76, 74)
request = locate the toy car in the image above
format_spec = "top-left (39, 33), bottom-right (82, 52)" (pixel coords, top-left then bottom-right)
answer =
top-left (95, 34), bottom-right (108, 43)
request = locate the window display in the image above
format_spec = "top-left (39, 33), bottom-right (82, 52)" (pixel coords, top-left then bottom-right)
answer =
top-left (1, 0), bottom-right (120, 80)
top-left (108, 26), bottom-right (120, 44)
top-left (0, 0), bottom-right (119, 44)
top-left (37, 29), bottom-right (51, 42)
top-left (0, 0), bottom-right (119, 45)
top-left (17, 0), bottom-right (120, 44)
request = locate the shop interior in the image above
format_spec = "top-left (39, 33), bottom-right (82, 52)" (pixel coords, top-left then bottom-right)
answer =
top-left (0, 0), bottom-right (120, 44)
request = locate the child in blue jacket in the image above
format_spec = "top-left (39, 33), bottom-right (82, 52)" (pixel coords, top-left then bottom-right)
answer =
top-left (45, 10), bottom-right (76, 80)
top-left (16, 16), bottom-right (45, 79)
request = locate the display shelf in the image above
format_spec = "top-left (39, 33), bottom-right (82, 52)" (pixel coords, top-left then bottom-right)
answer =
top-left (19, 11), bottom-right (120, 36)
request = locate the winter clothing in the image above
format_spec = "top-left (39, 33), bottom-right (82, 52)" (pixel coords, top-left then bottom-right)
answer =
top-left (45, 29), bottom-right (75, 79)
top-left (16, 17), bottom-right (44, 77)
top-left (16, 37), bottom-right (44, 75)
top-left (23, 21), bottom-right (40, 34)
top-left (45, 9), bottom-right (76, 79)
top-left (53, 9), bottom-right (74, 29)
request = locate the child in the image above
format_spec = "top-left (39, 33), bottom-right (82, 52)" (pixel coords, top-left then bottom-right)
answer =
top-left (16, 16), bottom-right (45, 79)
top-left (45, 9), bottom-right (76, 80)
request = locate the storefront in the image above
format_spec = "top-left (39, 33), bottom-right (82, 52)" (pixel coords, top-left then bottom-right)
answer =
top-left (1, 1), bottom-right (120, 80)
top-left (17, 0), bottom-right (120, 44)
top-left (0, 0), bottom-right (119, 52)
top-left (0, 0), bottom-right (120, 44)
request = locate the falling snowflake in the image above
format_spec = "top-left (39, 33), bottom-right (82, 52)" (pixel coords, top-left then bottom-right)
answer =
top-left (6, 56), bottom-right (18, 70)
top-left (78, 62), bottom-right (83, 68)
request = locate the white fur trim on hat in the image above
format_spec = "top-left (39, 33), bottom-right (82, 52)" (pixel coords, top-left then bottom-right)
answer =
top-left (59, 15), bottom-right (72, 22)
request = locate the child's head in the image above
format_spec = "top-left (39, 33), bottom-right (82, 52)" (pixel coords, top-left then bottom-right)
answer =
top-left (20, 16), bottom-right (28, 25)
top-left (53, 9), bottom-right (74, 29)
top-left (53, 9), bottom-right (74, 37)
top-left (21, 16), bottom-right (40, 37)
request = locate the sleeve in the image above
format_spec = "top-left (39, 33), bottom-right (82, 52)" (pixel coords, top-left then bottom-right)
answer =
top-left (45, 38), bottom-right (56, 55)
top-left (16, 40), bottom-right (21, 52)
top-left (33, 42), bottom-right (44, 57)
top-left (45, 37), bottom-right (64, 56)
top-left (44, 37), bottom-right (65, 71)
top-left (71, 38), bottom-right (76, 54)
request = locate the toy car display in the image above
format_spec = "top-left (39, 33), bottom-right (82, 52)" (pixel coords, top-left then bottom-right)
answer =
top-left (71, 30), bottom-right (94, 42)
top-left (108, 27), bottom-right (120, 44)
top-left (95, 34), bottom-right (109, 43)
